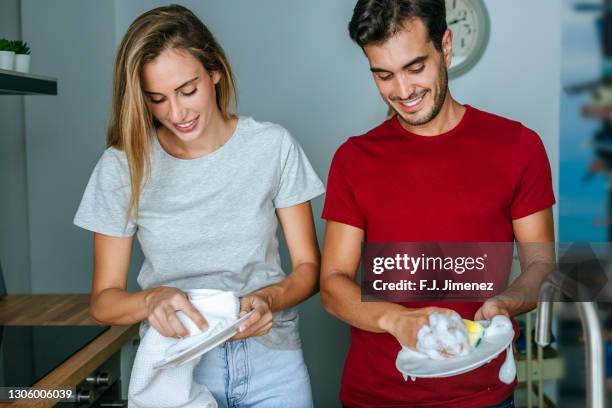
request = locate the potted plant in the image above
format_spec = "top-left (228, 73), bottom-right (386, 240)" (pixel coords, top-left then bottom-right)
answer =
top-left (0, 38), bottom-right (15, 70)
top-left (11, 41), bottom-right (30, 73)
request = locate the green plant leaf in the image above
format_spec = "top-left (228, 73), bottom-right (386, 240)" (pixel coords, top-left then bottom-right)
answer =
top-left (10, 40), bottom-right (30, 55)
top-left (0, 38), bottom-right (12, 52)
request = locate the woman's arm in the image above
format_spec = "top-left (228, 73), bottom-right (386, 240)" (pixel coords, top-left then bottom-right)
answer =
top-left (90, 232), bottom-right (206, 337)
top-left (232, 201), bottom-right (320, 339)
top-left (258, 201), bottom-right (321, 311)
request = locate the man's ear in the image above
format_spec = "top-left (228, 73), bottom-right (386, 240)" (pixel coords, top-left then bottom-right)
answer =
top-left (442, 28), bottom-right (453, 68)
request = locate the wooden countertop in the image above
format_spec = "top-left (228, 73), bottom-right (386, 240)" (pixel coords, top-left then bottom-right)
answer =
top-left (0, 294), bottom-right (97, 325)
top-left (0, 294), bottom-right (139, 408)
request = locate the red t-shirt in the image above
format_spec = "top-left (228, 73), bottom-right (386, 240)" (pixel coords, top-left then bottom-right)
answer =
top-left (321, 105), bottom-right (555, 408)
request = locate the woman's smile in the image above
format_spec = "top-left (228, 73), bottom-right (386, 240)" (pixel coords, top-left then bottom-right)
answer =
top-left (172, 115), bottom-right (199, 133)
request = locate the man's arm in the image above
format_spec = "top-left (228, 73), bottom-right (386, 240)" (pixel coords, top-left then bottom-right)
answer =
top-left (474, 208), bottom-right (555, 320)
top-left (320, 221), bottom-right (454, 349)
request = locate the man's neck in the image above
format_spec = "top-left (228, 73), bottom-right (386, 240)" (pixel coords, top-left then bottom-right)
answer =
top-left (397, 95), bottom-right (465, 137)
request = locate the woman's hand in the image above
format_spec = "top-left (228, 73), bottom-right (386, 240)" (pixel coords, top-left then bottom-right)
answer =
top-left (231, 292), bottom-right (274, 340)
top-left (144, 286), bottom-right (208, 338)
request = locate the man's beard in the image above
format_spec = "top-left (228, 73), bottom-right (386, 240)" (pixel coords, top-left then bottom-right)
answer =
top-left (393, 61), bottom-right (449, 127)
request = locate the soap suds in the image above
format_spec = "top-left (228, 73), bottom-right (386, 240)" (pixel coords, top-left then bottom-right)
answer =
top-left (396, 313), bottom-right (516, 383)
top-left (498, 343), bottom-right (516, 384)
top-left (416, 312), bottom-right (470, 360)
top-left (484, 315), bottom-right (513, 339)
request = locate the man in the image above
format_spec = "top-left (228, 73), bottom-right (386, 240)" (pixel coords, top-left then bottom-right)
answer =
top-left (320, 0), bottom-right (555, 407)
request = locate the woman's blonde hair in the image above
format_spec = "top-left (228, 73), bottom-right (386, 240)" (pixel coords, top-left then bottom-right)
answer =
top-left (107, 4), bottom-right (237, 225)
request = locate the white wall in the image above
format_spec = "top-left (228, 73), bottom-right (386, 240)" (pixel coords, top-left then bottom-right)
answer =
top-left (0, 0), bottom-right (30, 293)
top-left (8, 0), bottom-right (561, 292)
top-left (112, 1), bottom-right (562, 404)
top-left (115, 0), bottom-right (561, 214)
top-left (20, 0), bottom-right (117, 292)
top-left (0, 0), bottom-right (562, 405)
top-left (451, 0), bottom-right (561, 218)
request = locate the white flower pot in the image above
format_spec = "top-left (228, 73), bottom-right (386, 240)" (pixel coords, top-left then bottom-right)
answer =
top-left (0, 51), bottom-right (15, 70)
top-left (14, 54), bottom-right (30, 73)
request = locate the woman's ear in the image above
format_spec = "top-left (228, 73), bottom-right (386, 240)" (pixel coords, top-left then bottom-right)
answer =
top-left (211, 70), bottom-right (221, 85)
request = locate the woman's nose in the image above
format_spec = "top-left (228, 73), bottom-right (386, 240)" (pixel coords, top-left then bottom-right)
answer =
top-left (167, 98), bottom-right (187, 123)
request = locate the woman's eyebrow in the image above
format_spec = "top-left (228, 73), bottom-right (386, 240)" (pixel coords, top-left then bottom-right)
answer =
top-left (174, 76), bottom-right (199, 91)
top-left (143, 76), bottom-right (199, 95)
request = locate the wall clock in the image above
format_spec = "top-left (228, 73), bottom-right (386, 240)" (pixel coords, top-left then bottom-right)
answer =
top-left (445, 0), bottom-right (491, 78)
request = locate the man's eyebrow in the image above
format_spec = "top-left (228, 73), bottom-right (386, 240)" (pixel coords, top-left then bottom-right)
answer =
top-left (143, 76), bottom-right (199, 95)
top-left (370, 55), bottom-right (428, 73)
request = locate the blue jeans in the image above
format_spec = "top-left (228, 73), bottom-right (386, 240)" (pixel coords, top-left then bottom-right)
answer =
top-left (487, 395), bottom-right (515, 408)
top-left (193, 338), bottom-right (313, 408)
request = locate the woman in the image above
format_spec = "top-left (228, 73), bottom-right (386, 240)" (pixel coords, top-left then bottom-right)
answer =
top-left (74, 5), bottom-right (324, 407)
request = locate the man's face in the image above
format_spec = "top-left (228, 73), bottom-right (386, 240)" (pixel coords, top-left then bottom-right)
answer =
top-left (363, 18), bottom-right (452, 127)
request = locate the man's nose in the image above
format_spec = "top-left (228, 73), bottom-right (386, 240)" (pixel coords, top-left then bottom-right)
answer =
top-left (394, 74), bottom-right (415, 101)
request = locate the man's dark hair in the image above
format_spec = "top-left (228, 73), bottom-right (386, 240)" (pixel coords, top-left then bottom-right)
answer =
top-left (348, 0), bottom-right (447, 51)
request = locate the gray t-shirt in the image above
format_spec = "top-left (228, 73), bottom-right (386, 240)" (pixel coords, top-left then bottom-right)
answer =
top-left (74, 117), bottom-right (325, 349)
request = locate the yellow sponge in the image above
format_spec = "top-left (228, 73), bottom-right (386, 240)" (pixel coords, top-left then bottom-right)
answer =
top-left (463, 319), bottom-right (484, 348)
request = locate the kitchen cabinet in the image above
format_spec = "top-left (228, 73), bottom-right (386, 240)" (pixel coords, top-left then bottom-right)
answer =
top-left (0, 294), bottom-right (137, 407)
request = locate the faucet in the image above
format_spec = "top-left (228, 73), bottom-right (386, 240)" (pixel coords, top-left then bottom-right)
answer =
top-left (535, 272), bottom-right (606, 408)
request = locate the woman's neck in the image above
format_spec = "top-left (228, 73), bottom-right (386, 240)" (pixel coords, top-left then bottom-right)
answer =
top-left (157, 111), bottom-right (238, 160)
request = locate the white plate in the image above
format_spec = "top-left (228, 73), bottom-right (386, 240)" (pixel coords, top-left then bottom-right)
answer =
top-left (154, 310), bottom-right (256, 370)
top-left (396, 320), bottom-right (514, 379)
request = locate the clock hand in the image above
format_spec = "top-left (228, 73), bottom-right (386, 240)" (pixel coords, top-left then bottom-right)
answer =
top-left (448, 16), bottom-right (467, 25)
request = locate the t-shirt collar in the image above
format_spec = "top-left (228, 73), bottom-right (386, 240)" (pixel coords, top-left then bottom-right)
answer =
top-left (389, 104), bottom-right (473, 142)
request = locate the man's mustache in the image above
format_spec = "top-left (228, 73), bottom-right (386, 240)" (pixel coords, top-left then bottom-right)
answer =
top-left (390, 89), bottom-right (429, 102)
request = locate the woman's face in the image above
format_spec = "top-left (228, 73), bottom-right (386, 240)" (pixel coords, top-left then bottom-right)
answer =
top-left (142, 47), bottom-right (221, 143)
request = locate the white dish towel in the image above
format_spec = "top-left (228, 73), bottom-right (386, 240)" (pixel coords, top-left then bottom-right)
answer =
top-left (128, 289), bottom-right (240, 408)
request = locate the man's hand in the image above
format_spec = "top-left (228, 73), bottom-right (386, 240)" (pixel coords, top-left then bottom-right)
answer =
top-left (231, 292), bottom-right (274, 340)
top-left (474, 296), bottom-right (511, 321)
top-left (381, 306), bottom-right (454, 350)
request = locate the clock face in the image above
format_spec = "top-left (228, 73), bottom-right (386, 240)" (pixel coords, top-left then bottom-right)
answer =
top-left (445, 0), bottom-right (490, 78)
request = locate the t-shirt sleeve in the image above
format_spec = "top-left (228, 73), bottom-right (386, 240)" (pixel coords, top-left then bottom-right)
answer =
top-left (272, 130), bottom-right (325, 208)
top-left (73, 149), bottom-right (137, 237)
top-left (510, 127), bottom-right (556, 220)
top-left (321, 142), bottom-right (366, 229)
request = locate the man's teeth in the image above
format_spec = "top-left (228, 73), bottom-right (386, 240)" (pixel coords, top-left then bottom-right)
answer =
top-left (176, 120), bottom-right (195, 128)
top-left (402, 96), bottom-right (423, 107)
